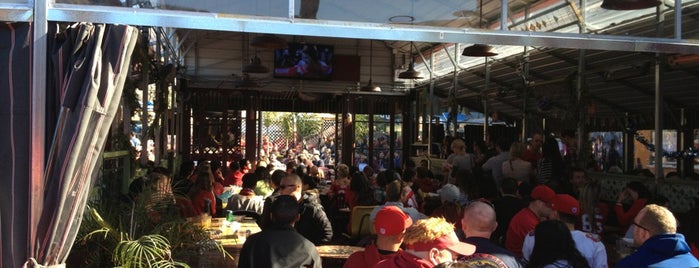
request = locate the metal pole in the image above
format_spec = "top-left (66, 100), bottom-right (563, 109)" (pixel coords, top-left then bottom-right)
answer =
top-left (30, 0), bottom-right (49, 257)
top-left (501, 0), bottom-right (508, 31)
top-left (484, 57), bottom-right (490, 141)
top-left (653, 5), bottom-right (665, 183)
top-left (521, 47), bottom-right (529, 142)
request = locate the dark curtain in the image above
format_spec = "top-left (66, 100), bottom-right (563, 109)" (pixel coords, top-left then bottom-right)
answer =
top-left (1, 22), bottom-right (138, 267)
top-left (34, 22), bottom-right (138, 267)
top-left (0, 22), bottom-right (33, 268)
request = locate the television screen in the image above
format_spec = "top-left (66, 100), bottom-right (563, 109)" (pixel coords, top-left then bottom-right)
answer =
top-left (274, 43), bottom-right (333, 80)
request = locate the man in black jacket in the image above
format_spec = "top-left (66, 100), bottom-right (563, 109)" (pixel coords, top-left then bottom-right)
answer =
top-left (238, 195), bottom-right (321, 268)
top-left (260, 173), bottom-right (333, 245)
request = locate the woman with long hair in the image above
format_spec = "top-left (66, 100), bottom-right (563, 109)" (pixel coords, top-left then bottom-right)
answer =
top-left (536, 137), bottom-right (563, 188)
top-left (527, 220), bottom-right (590, 268)
top-left (578, 180), bottom-right (608, 235)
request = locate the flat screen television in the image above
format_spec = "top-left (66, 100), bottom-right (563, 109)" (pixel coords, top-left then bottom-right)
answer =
top-left (274, 43), bottom-right (333, 80)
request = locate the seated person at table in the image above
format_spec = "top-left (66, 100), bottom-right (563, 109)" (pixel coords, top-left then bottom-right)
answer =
top-left (260, 173), bottom-right (333, 245)
top-left (375, 217), bottom-right (476, 268)
top-left (615, 204), bottom-right (699, 268)
top-left (188, 171), bottom-right (217, 216)
top-left (226, 173), bottom-right (264, 215)
top-left (344, 206), bottom-right (413, 268)
top-left (371, 180), bottom-right (427, 223)
top-left (238, 195), bottom-right (321, 268)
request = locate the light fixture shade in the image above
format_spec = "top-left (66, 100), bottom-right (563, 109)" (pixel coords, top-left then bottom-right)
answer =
top-left (242, 56), bottom-right (269, 73)
top-left (600, 0), bottom-right (660, 10)
top-left (462, 44), bottom-right (498, 57)
top-left (250, 34), bottom-right (287, 49)
top-left (360, 80), bottom-right (381, 92)
top-left (398, 62), bottom-right (423, 79)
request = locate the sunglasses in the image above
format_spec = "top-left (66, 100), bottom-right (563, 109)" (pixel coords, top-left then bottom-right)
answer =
top-left (633, 221), bottom-right (650, 232)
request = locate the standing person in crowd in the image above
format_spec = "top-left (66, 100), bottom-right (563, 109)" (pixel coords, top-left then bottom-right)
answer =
top-left (482, 137), bottom-right (512, 192)
top-left (526, 220), bottom-right (590, 268)
top-left (567, 168), bottom-right (588, 198)
top-left (459, 200), bottom-right (525, 268)
top-left (615, 204), bottom-right (699, 267)
top-left (442, 138), bottom-right (473, 184)
top-left (344, 206), bottom-right (413, 268)
top-left (329, 163), bottom-right (351, 210)
top-left (523, 194), bottom-right (607, 268)
top-left (578, 180), bottom-right (608, 236)
top-left (522, 133), bottom-right (544, 170)
top-left (536, 137), bottom-right (564, 190)
top-left (375, 217), bottom-right (476, 268)
top-left (238, 195), bottom-right (321, 268)
top-left (614, 181), bottom-right (649, 233)
top-left (491, 177), bottom-right (528, 246)
top-left (502, 142), bottom-right (534, 184)
top-left (505, 185), bottom-right (557, 257)
top-left (371, 179), bottom-right (427, 223)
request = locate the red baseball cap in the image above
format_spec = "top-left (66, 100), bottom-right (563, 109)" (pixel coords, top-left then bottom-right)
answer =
top-left (374, 206), bottom-right (412, 236)
top-left (552, 194), bottom-right (580, 216)
top-left (531, 185), bottom-right (556, 204)
top-left (409, 232), bottom-right (476, 256)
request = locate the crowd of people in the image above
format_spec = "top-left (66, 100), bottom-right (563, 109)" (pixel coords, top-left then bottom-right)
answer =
top-left (129, 131), bottom-right (699, 268)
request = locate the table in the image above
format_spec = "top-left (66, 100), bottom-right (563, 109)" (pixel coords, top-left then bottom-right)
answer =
top-left (198, 216), bottom-right (261, 268)
top-left (316, 245), bottom-right (364, 268)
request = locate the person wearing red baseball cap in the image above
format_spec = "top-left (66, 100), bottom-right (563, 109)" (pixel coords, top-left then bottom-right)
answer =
top-left (375, 217), bottom-right (476, 268)
top-left (505, 185), bottom-right (556, 257)
top-left (522, 194), bottom-right (608, 268)
top-left (343, 206), bottom-right (413, 268)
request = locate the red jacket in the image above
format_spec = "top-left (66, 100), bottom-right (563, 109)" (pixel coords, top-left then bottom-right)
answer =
top-left (343, 244), bottom-right (401, 268)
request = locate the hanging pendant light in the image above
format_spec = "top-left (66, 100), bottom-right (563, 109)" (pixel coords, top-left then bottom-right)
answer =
top-left (600, 0), bottom-right (660, 10)
top-left (462, 44), bottom-right (498, 57)
top-left (242, 55), bottom-right (269, 73)
top-left (250, 34), bottom-right (287, 49)
top-left (463, 0), bottom-right (498, 57)
top-left (361, 40), bottom-right (381, 92)
top-left (399, 42), bottom-right (423, 79)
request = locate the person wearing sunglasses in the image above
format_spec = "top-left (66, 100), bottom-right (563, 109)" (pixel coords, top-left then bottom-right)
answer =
top-left (375, 217), bottom-right (476, 268)
top-left (615, 204), bottom-right (699, 268)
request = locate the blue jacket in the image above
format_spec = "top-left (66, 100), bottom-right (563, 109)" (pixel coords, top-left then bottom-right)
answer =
top-left (615, 233), bottom-right (699, 268)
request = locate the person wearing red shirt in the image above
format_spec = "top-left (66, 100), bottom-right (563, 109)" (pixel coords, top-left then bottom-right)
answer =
top-left (375, 217), bottom-right (475, 268)
top-left (223, 161), bottom-right (244, 187)
top-left (521, 133), bottom-right (543, 170)
top-left (189, 171), bottom-right (217, 216)
top-left (343, 206), bottom-right (412, 268)
top-left (614, 181), bottom-right (649, 233)
top-left (505, 185), bottom-right (556, 258)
